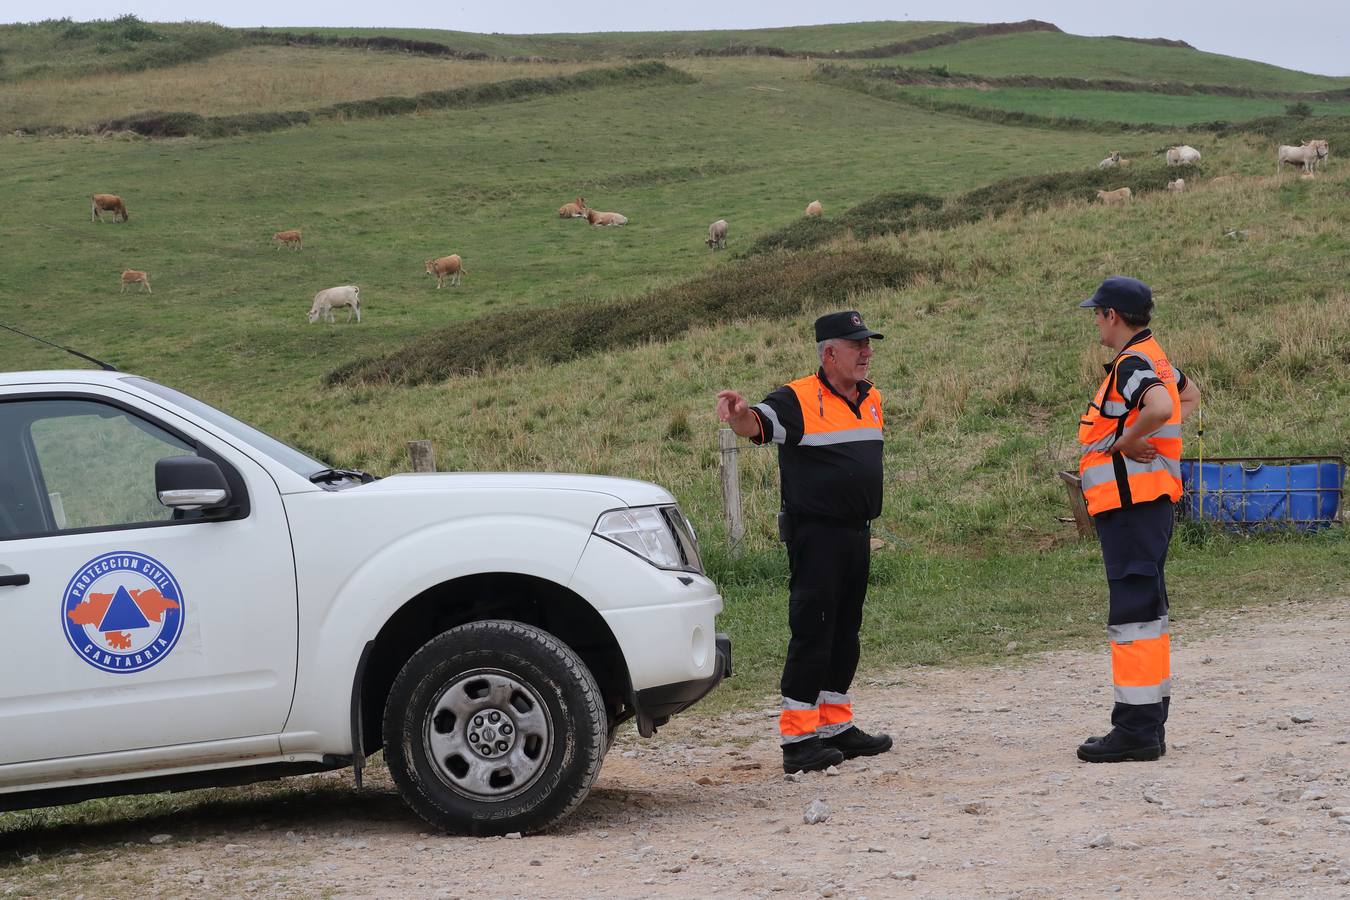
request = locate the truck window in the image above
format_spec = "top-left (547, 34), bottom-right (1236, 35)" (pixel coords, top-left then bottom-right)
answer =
top-left (26, 399), bottom-right (196, 531)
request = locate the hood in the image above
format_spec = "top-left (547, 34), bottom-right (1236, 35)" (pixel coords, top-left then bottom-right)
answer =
top-left (351, 472), bottom-right (675, 507)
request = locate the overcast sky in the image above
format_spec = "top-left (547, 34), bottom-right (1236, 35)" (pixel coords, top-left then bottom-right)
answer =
top-left (14, 1), bottom-right (1349, 77)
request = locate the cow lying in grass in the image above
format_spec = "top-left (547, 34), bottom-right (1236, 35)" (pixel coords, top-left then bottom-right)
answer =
top-left (558, 197), bottom-right (587, 218)
top-left (586, 209), bottom-right (628, 226)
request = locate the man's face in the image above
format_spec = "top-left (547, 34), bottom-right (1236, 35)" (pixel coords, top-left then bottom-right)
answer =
top-left (1092, 306), bottom-right (1114, 347)
top-left (828, 337), bottom-right (873, 380)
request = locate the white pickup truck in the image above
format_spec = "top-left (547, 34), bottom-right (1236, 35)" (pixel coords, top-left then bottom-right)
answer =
top-left (0, 369), bottom-right (730, 835)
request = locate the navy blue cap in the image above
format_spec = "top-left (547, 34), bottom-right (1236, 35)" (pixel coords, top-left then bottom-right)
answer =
top-left (1079, 276), bottom-right (1153, 315)
top-left (814, 310), bottom-right (884, 342)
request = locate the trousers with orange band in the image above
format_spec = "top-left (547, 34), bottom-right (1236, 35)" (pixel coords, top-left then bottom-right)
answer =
top-left (1075, 276), bottom-right (1198, 764)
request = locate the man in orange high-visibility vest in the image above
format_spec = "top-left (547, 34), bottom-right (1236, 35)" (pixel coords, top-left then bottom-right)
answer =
top-left (716, 311), bottom-right (894, 774)
top-left (1076, 276), bottom-right (1201, 763)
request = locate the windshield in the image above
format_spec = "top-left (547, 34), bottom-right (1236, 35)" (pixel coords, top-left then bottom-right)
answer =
top-left (125, 377), bottom-right (328, 478)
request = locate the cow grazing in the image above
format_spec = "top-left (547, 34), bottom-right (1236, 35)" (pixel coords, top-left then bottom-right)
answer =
top-left (120, 269), bottom-right (150, 293)
top-left (272, 229), bottom-right (302, 249)
top-left (424, 254), bottom-right (465, 288)
top-left (557, 197), bottom-right (587, 218)
top-left (1096, 187), bottom-right (1132, 205)
top-left (1098, 151), bottom-right (1122, 169)
top-left (1277, 140), bottom-right (1328, 174)
top-left (1165, 145), bottom-right (1202, 166)
top-left (705, 219), bottom-right (728, 250)
top-left (586, 209), bottom-right (628, 226)
top-left (308, 285), bottom-right (361, 324)
top-left (804, 200), bottom-right (823, 217)
top-left (1166, 178), bottom-right (1185, 193)
top-left (91, 193), bottom-right (128, 223)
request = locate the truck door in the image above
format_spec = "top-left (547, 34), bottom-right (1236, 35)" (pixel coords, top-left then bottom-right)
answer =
top-left (0, 391), bottom-right (298, 765)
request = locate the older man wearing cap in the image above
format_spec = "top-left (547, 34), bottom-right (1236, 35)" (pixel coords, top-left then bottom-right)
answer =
top-left (1075, 276), bottom-right (1201, 763)
top-left (716, 310), bottom-right (894, 773)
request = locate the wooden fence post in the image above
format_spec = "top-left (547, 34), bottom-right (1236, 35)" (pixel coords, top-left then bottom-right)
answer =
top-left (1057, 470), bottom-right (1092, 538)
top-left (718, 428), bottom-right (745, 548)
top-left (407, 440), bottom-right (436, 473)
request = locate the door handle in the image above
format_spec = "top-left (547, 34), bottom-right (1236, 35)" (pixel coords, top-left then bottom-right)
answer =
top-left (0, 573), bottom-right (30, 587)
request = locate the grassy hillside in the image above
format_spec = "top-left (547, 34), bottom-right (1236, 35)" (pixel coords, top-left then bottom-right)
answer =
top-left (262, 21), bottom-right (964, 58)
top-left (0, 46), bottom-right (595, 131)
top-left (892, 85), bottom-right (1350, 125)
top-left (0, 17), bottom-right (239, 81)
top-left (869, 31), bottom-right (1350, 92)
top-left (0, 20), bottom-right (1347, 722)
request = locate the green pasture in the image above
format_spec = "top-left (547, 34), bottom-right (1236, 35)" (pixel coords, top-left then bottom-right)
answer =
top-left (894, 85), bottom-right (1350, 125)
top-left (0, 26), bottom-right (1348, 827)
top-left (866, 31), bottom-right (1350, 92)
top-left (0, 18), bottom-right (240, 81)
top-left (260, 20), bottom-right (965, 58)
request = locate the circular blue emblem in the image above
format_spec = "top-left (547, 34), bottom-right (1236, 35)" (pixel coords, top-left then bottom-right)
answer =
top-left (61, 551), bottom-right (185, 674)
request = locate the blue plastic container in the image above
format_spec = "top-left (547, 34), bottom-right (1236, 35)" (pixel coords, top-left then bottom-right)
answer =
top-left (1179, 457), bottom-right (1344, 530)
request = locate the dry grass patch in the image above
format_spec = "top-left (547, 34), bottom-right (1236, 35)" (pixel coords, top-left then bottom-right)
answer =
top-left (0, 46), bottom-right (594, 131)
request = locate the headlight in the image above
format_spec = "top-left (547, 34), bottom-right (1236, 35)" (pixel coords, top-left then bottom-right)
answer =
top-left (594, 505), bottom-right (703, 573)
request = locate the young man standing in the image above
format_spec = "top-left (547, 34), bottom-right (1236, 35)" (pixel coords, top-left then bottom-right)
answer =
top-left (716, 311), bottom-right (894, 773)
top-left (1075, 276), bottom-right (1201, 763)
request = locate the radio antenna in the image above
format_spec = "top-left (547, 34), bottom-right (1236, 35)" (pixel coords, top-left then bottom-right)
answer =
top-left (0, 322), bottom-right (118, 371)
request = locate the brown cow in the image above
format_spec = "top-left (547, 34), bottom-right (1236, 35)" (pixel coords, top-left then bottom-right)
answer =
top-left (557, 197), bottom-right (587, 218)
top-left (272, 229), bottom-right (302, 249)
top-left (1095, 187), bottom-right (1132, 205)
top-left (92, 193), bottom-right (128, 223)
top-left (425, 254), bottom-right (465, 288)
top-left (804, 200), bottom-right (823, 217)
top-left (120, 269), bottom-right (151, 293)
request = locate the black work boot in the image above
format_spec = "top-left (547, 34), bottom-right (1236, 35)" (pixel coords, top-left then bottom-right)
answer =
top-left (821, 726), bottom-right (893, 760)
top-left (1077, 729), bottom-right (1161, 763)
top-left (782, 737), bottom-right (845, 774)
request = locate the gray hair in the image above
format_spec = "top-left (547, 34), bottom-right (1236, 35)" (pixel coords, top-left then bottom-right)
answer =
top-left (817, 339), bottom-right (838, 360)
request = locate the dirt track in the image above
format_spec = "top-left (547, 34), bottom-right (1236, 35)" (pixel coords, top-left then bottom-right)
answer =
top-left (4, 598), bottom-right (1348, 898)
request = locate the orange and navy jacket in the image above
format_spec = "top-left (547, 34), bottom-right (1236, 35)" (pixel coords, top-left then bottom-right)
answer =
top-left (750, 369), bottom-right (884, 521)
top-left (1078, 329), bottom-right (1186, 517)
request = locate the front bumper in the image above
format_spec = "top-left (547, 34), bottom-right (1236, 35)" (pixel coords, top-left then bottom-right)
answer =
top-left (632, 633), bottom-right (732, 737)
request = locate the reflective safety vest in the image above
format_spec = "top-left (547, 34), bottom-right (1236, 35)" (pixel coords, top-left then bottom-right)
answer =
top-left (784, 374), bottom-right (884, 449)
top-left (1078, 333), bottom-right (1183, 516)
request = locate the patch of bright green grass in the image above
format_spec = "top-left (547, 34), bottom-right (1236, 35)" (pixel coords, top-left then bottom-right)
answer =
top-left (894, 85), bottom-right (1350, 125)
top-left (868, 31), bottom-right (1350, 92)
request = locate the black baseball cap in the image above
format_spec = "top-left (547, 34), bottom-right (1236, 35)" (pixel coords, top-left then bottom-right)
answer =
top-left (1079, 276), bottom-right (1153, 315)
top-left (814, 310), bottom-right (884, 342)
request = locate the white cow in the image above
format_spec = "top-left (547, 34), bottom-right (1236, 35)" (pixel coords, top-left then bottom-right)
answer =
top-left (1277, 140), bottom-right (1328, 174)
top-left (1166, 178), bottom-right (1185, 193)
top-left (308, 285), bottom-right (361, 324)
top-left (1166, 145), bottom-right (1202, 166)
top-left (1098, 151), bottom-right (1122, 169)
top-left (705, 219), bottom-right (728, 250)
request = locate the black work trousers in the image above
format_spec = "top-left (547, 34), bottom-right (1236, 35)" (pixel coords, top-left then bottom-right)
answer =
top-left (780, 517), bottom-right (872, 705)
top-left (1094, 498), bottom-right (1174, 743)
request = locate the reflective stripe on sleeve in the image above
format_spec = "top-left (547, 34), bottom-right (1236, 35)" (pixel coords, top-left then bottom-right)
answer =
top-left (753, 403), bottom-right (786, 445)
top-left (1120, 367), bottom-right (1159, 402)
top-left (798, 427), bottom-right (883, 447)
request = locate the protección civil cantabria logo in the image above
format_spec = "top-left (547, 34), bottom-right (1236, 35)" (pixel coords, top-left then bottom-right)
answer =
top-left (62, 551), bottom-right (184, 674)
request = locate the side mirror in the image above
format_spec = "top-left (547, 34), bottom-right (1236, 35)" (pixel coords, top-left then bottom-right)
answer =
top-left (156, 455), bottom-right (231, 511)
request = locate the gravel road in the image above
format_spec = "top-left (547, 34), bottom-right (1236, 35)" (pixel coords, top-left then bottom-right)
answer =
top-left (4, 598), bottom-right (1348, 899)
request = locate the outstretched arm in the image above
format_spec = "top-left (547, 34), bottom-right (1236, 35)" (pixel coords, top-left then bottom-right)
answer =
top-left (716, 390), bottom-right (761, 440)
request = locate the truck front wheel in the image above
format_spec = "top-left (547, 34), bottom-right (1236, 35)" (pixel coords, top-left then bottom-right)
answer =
top-left (383, 620), bottom-right (607, 835)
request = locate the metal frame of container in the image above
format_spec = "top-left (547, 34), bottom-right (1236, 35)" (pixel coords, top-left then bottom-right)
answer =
top-left (1180, 455), bottom-right (1345, 527)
